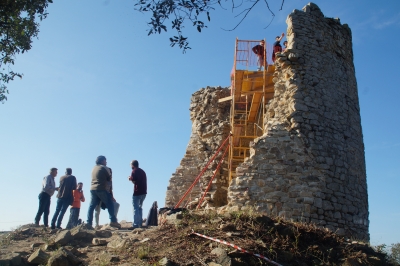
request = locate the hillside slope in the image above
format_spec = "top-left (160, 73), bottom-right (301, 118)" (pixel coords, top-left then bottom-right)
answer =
top-left (0, 210), bottom-right (393, 265)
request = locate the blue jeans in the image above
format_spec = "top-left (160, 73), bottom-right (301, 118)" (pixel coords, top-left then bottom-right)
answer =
top-left (34, 192), bottom-right (51, 226)
top-left (66, 208), bottom-right (80, 229)
top-left (51, 198), bottom-right (70, 228)
top-left (87, 190), bottom-right (116, 226)
top-left (132, 194), bottom-right (146, 227)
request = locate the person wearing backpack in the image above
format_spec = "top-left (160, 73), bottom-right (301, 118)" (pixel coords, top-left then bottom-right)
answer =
top-left (86, 156), bottom-right (121, 229)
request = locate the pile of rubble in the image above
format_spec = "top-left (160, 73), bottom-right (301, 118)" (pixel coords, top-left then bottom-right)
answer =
top-left (0, 221), bottom-right (163, 265)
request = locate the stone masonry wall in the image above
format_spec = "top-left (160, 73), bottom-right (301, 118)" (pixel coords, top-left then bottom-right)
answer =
top-left (227, 3), bottom-right (369, 239)
top-left (165, 3), bottom-right (369, 240)
top-left (165, 87), bottom-right (231, 209)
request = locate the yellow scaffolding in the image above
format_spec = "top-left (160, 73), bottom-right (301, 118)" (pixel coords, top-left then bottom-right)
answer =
top-left (219, 38), bottom-right (276, 182)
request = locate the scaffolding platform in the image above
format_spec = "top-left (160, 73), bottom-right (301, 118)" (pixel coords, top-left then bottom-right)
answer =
top-left (226, 39), bottom-right (276, 182)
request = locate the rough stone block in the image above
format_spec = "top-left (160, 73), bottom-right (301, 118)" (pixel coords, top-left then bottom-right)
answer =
top-left (107, 238), bottom-right (127, 249)
top-left (322, 200), bottom-right (334, 211)
top-left (303, 197), bottom-right (314, 204)
top-left (47, 247), bottom-right (81, 266)
top-left (92, 238), bottom-right (108, 246)
top-left (54, 230), bottom-right (72, 246)
top-left (158, 257), bottom-right (174, 266)
top-left (28, 249), bottom-right (50, 265)
top-left (95, 230), bottom-right (113, 238)
top-left (211, 248), bottom-right (231, 266)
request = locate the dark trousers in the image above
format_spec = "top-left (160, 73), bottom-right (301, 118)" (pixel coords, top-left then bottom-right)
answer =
top-left (34, 192), bottom-right (51, 226)
top-left (51, 198), bottom-right (70, 228)
top-left (66, 208), bottom-right (80, 229)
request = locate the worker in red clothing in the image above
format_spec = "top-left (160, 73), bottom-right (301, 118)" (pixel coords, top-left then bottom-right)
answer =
top-left (272, 33), bottom-right (285, 62)
top-left (252, 40), bottom-right (266, 71)
top-left (66, 182), bottom-right (85, 229)
top-left (128, 160), bottom-right (147, 228)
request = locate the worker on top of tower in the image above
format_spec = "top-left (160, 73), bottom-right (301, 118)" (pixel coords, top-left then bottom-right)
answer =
top-left (252, 40), bottom-right (266, 71)
top-left (283, 41), bottom-right (288, 52)
top-left (272, 33), bottom-right (285, 62)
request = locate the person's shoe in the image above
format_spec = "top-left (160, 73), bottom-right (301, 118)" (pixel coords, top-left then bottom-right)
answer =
top-left (33, 222), bottom-right (40, 227)
top-left (56, 226), bottom-right (62, 229)
top-left (51, 224), bottom-right (56, 230)
top-left (109, 222), bottom-right (121, 229)
top-left (83, 224), bottom-right (94, 230)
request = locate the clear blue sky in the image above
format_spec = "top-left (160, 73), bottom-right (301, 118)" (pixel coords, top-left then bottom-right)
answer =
top-left (0, 0), bottom-right (398, 246)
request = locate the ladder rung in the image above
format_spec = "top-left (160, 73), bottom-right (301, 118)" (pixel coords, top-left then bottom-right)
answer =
top-left (232, 156), bottom-right (247, 159)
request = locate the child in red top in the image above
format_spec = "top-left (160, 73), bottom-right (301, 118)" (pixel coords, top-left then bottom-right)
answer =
top-left (66, 182), bottom-right (85, 229)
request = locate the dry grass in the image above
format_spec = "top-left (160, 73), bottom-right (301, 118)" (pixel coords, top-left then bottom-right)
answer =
top-left (110, 209), bottom-right (392, 265)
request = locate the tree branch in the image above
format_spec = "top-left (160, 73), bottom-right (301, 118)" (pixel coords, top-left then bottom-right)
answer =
top-left (221, 0), bottom-right (260, 31)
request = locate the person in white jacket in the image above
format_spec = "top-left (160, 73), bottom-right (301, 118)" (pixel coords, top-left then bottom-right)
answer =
top-left (34, 168), bottom-right (59, 227)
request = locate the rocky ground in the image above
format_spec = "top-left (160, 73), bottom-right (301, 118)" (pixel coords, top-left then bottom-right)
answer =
top-left (0, 209), bottom-right (394, 265)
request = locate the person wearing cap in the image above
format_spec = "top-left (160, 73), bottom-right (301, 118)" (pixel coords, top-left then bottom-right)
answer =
top-left (66, 182), bottom-right (85, 229)
top-left (252, 40), bottom-right (267, 71)
top-left (34, 168), bottom-right (59, 227)
top-left (94, 167), bottom-right (120, 228)
top-left (51, 168), bottom-right (77, 229)
top-left (128, 160), bottom-right (147, 228)
top-left (272, 32), bottom-right (285, 62)
top-left (86, 156), bottom-right (120, 229)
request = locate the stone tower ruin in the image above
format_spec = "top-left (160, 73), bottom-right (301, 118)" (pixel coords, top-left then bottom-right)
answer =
top-left (165, 3), bottom-right (369, 240)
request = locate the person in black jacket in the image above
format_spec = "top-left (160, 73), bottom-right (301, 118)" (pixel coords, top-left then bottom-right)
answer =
top-left (272, 33), bottom-right (285, 62)
top-left (51, 168), bottom-right (76, 229)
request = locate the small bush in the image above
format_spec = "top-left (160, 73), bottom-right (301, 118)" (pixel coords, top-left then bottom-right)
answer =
top-left (137, 244), bottom-right (150, 259)
top-left (390, 243), bottom-right (400, 265)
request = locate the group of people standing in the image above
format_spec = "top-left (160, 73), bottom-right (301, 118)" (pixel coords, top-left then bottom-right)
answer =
top-left (252, 32), bottom-right (288, 71)
top-left (34, 155), bottom-right (147, 230)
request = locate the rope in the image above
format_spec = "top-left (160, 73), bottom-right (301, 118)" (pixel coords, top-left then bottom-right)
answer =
top-left (190, 230), bottom-right (282, 266)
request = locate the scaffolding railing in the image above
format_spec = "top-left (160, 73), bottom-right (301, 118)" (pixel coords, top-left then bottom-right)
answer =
top-left (228, 38), bottom-right (275, 182)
